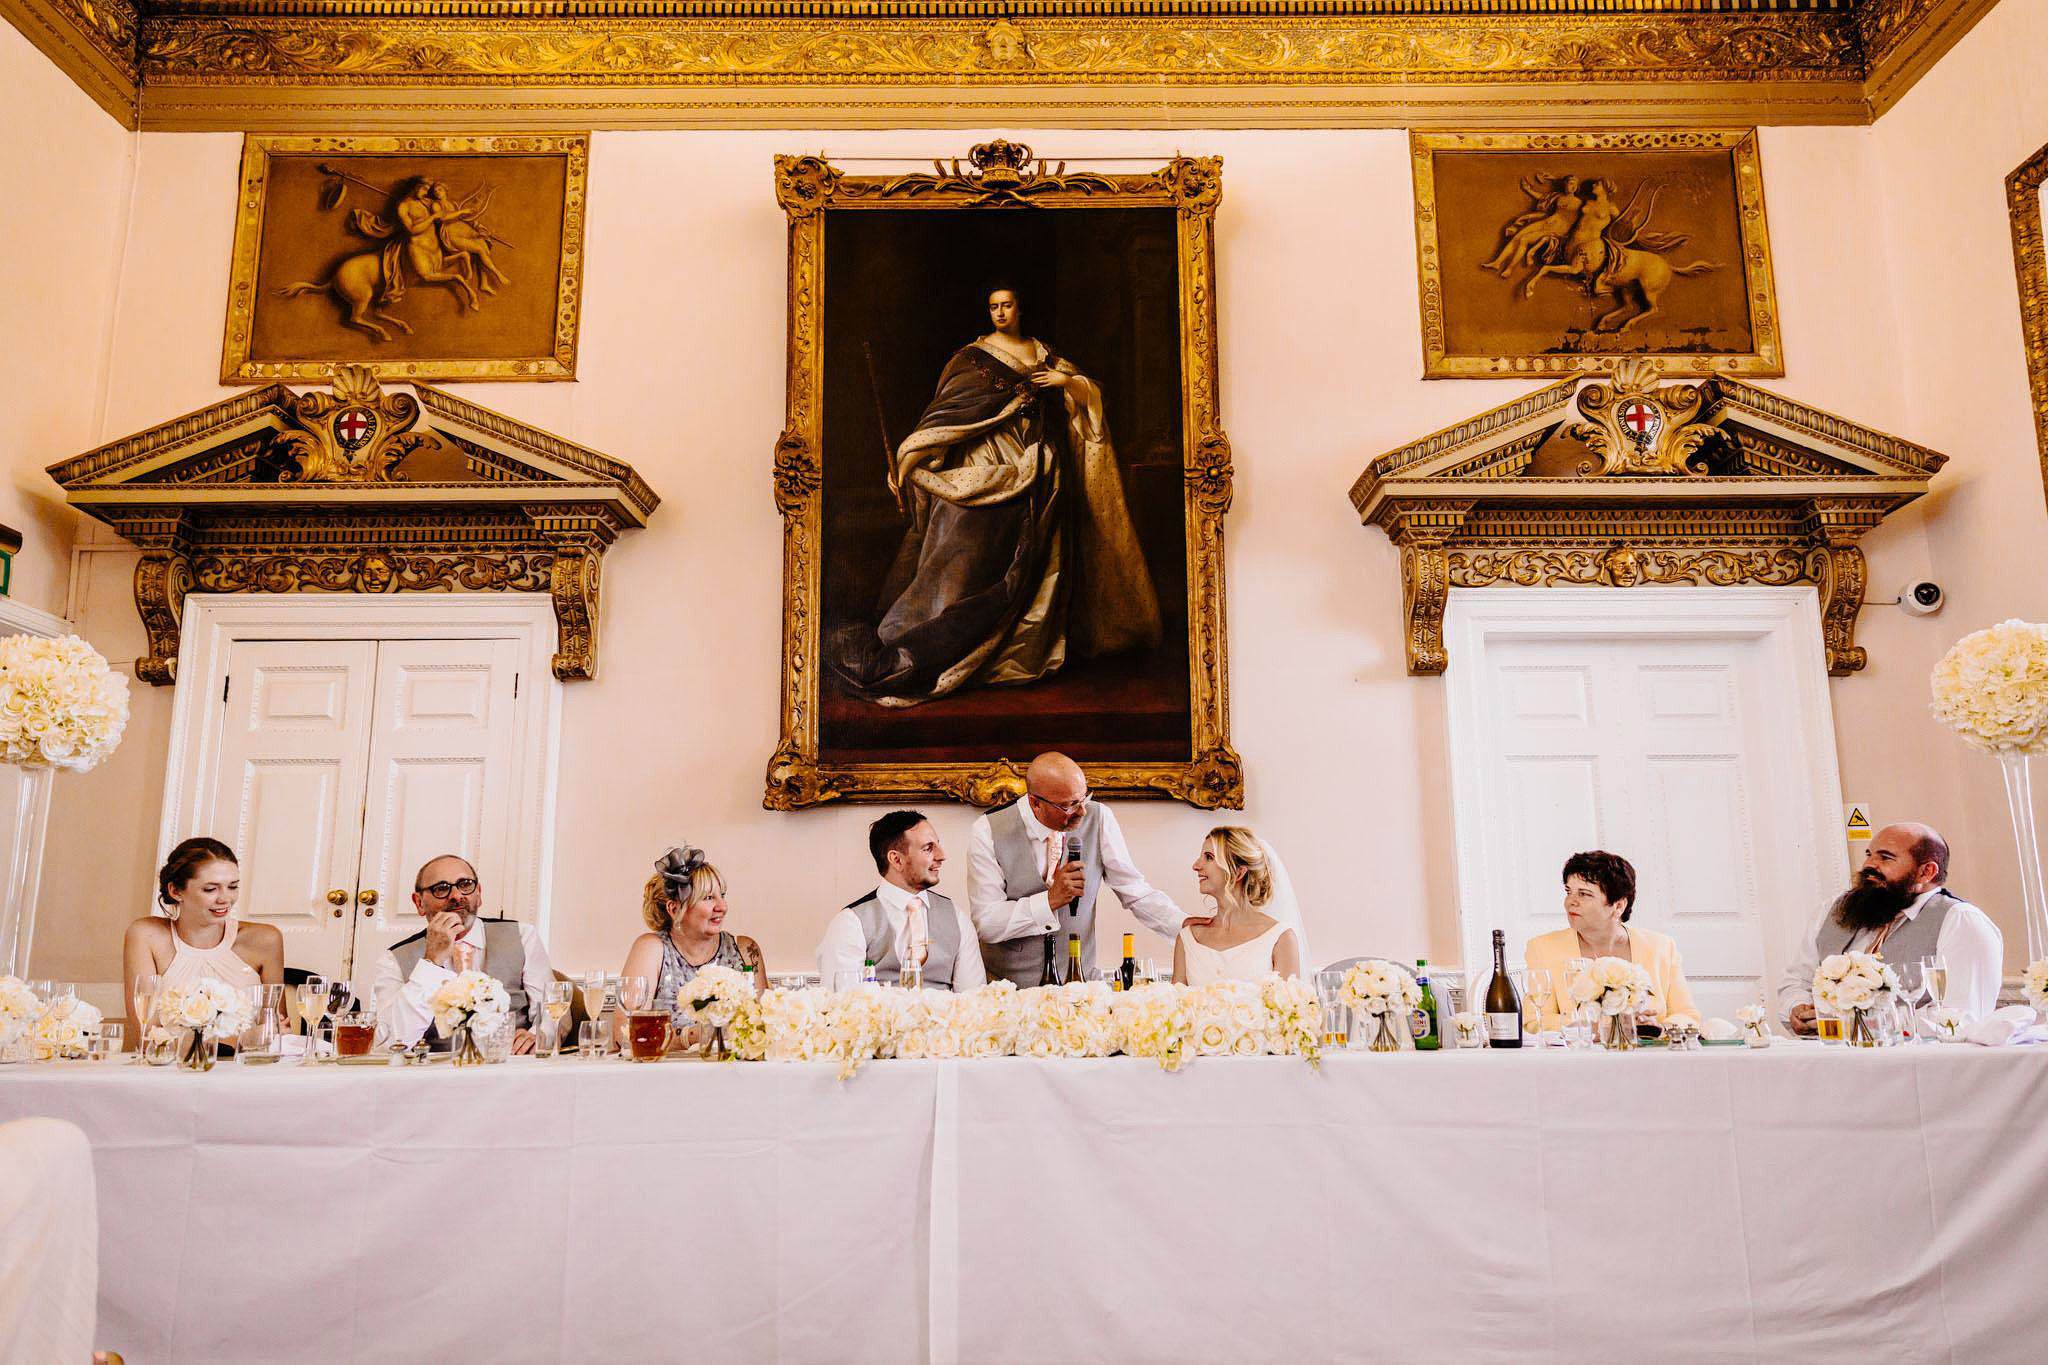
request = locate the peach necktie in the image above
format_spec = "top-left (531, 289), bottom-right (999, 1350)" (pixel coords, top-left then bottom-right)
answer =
top-left (456, 940), bottom-right (480, 973)
top-left (906, 896), bottom-right (929, 965)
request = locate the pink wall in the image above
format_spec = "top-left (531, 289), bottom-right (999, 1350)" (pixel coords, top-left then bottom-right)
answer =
top-left (11, 31), bottom-right (2048, 986)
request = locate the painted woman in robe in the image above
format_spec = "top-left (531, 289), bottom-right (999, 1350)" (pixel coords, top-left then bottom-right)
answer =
top-left (830, 284), bottom-right (1163, 706)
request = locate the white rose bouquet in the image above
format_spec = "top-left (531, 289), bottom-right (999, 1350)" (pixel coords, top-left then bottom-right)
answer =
top-left (1811, 951), bottom-right (1898, 1014)
top-left (1184, 980), bottom-right (1258, 1057)
top-left (956, 982), bottom-right (1019, 1059)
top-left (0, 975), bottom-right (38, 1057)
top-left (676, 964), bottom-right (754, 1030)
top-left (1340, 960), bottom-right (1419, 1052)
top-left (760, 987), bottom-right (829, 1063)
top-left (1111, 982), bottom-right (1191, 1072)
top-left (1568, 956), bottom-right (1655, 1017)
top-left (1929, 620), bottom-right (2048, 754)
top-left (32, 994), bottom-right (104, 1061)
top-left (2024, 959), bottom-right (2048, 1012)
top-left (1735, 1003), bottom-right (1772, 1048)
top-left (429, 970), bottom-right (509, 1064)
top-left (153, 976), bottom-right (252, 1067)
top-left (819, 986), bottom-right (895, 1080)
top-left (0, 633), bottom-right (131, 771)
top-left (1260, 975), bottom-right (1322, 1065)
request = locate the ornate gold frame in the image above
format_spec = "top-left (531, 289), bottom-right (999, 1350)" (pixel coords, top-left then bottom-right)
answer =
top-left (2006, 140), bottom-right (2048, 517)
top-left (1411, 129), bottom-right (1785, 379)
top-left (47, 367), bottom-right (657, 683)
top-left (220, 133), bottom-right (590, 385)
top-left (764, 144), bottom-right (1240, 812)
top-left (1352, 359), bottom-right (1946, 675)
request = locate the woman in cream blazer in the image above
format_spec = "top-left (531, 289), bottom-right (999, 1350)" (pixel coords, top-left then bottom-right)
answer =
top-left (1524, 850), bottom-right (1700, 1031)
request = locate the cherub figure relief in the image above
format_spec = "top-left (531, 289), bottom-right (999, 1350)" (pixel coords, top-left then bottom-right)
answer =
top-left (280, 167), bottom-right (515, 342)
top-left (1488, 174), bottom-right (1722, 334)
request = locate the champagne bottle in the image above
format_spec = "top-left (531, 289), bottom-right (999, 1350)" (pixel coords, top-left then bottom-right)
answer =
top-left (1039, 934), bottom-right (1059, 988)
top-left (1119, 933), bottom-right (1136, 991)
top-left (1485, 930), bottom-right (1522, 1048)
top-left (1066, 933), bottom-right (1084, 985)
top-left (1412, 959), bottom-right (1441, 1051)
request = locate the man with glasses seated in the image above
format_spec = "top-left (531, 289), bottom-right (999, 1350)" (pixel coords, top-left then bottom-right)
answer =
top-left (965, 751), bottom-right (1192, 987)
top-left (370, 854), bottom-right (554, 1054)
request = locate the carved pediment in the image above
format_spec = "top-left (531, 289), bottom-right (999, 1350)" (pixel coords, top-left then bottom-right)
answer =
top-left (48, 366), bottom-right (659, 683)
top-left (1351, 360), bottom-right (1945, 676)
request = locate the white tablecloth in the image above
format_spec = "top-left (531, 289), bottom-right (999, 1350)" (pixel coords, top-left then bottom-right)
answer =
top-left (4, 1044), bottom-right (2046, 1364)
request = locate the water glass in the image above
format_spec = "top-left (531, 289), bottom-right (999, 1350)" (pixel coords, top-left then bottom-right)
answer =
top-left (900, 962), bottom-right (925, 992)
top-left (616, 975), bottom-right (650, 1014)
top-left (129, 972), bottom-right (162, 1063)
top-left (94, 1023), bottom-right (124, 1061)
top-left (577, 1020), bottom-right (603, 1059)
top-left (831, 970), bottom-right (865, 993)
top-left (237, 1006), bottom-right (281, 1063)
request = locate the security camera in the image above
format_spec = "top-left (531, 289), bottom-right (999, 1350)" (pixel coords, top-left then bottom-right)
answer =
top-left (1899, 581), bottom-right (1944, 616)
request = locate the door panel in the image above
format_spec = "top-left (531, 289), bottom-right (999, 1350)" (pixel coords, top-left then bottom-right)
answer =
top-left (208, 641), bottom-right (378, 977)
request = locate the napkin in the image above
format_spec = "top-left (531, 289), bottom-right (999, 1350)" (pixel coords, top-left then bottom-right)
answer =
top-left (1965, 1005), bottom-right (2048, 1047)
top-left (1702, 1017), bottom-right (1742, 1042)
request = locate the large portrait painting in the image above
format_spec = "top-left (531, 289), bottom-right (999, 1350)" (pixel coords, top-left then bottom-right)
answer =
top-left (1412, 130), bottom-right (1783, 378)
top-left (765, 142), bottom-right (1240, 810)
top-left (221, 134), bottom-right (587, 384)
top-left (2006, 139), bottom-right (2048, 514)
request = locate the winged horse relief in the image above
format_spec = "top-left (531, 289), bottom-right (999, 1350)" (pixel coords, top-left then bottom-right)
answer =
top-left (1485, 174), bottom-right (1722, 334)
top-left (280, 167), bottom-right (514, 343)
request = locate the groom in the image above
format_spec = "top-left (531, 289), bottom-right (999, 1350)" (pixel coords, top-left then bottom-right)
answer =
top-left (964, 752), bottom-right (1191, 986)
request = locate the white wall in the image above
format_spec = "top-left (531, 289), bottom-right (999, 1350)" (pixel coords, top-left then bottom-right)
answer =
top-left (11, 28), bottom-right (2048, 987)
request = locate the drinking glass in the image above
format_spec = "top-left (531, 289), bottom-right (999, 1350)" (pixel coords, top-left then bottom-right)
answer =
top-left (831, 970), bottom-right (864, 993)
top-left (1314, 971), bottom-right (1349, 1049)
top-left (96, 1023), bottom-right (124, 1061)
top-left (900, 962), bottom-right (925, 992)
top-left (577, 1020), bottom-right (603, 1059)
top-left (1919, 955), bottom-right (1950, 1010)
top-left (237, 1004), bottom-right (281, 1063)
top-left (326, 979), bottom-right (357, 1019)
top-left (616, 975), bottom-right (650, 1014)
top-left (540, 982), bottom-right (573, 1057)
top-left (332, 1011), bottom-right (375, 1057)
top-left (1522, 968), bottom-right (1556, 1036)
top-left (129, 972), bottom-right (162, 1064)
top-left (295, 976), bottom-right (329, 1065)
top-left (577, 973), bottom-right (610, 1028)
top-left (625, 1011), bottom-right (671, 1061)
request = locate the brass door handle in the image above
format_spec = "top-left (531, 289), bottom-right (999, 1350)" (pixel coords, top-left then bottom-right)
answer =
top-left (357, 889), bottom-right (379, 916)
top-left (327, 888), bottom-right (347, 917)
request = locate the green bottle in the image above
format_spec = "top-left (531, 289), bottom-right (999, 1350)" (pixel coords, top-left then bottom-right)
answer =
top-left (1412, 959), bottom-right (1441, 1051)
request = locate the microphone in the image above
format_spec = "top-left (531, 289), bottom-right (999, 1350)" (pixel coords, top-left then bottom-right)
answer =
top-left (1063, 835), bottom-right (1082, 916)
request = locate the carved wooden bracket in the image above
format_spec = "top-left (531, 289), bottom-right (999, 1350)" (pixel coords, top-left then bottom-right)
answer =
top-left (1352, 363), bottom-right (1946, 677)
top-left (48, 375), bottom-right (657, 684)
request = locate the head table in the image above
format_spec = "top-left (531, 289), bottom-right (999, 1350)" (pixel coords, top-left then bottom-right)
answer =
top-left (3, 1042), bottom-right (2044, 1364)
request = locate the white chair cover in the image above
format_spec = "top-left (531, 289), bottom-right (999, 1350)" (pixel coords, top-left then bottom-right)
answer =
top-left (0, 1116), bottom-right (98, 1362)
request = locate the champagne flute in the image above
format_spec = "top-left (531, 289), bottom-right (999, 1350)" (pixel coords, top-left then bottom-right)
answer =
top-left (296, 975), bottom-right (329, 1064)
top-left (577, 972), bottom-right (610, 1030)
top-left (541, 982), bottom-right (573, 1057)
top-left (129, 972), bottom-right (162, 1064)
top-left (1919, 955), bottom-right (1950, 1010)
top-left (1523, 968), bottom-right (1555, 1037)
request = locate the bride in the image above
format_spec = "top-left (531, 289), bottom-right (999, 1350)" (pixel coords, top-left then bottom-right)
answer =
top-left (1173, 826), bottom-right (1307, 985)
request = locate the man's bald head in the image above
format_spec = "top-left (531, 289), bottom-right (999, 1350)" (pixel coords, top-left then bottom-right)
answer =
top-left (1870, 822), bottom-right (1949, 887)
top-left (1023, 752), bottom-right (1089, 831)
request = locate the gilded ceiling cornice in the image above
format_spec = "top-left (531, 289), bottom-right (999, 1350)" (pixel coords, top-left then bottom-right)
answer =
top-left (0, 0), bottom-right (2004, 132)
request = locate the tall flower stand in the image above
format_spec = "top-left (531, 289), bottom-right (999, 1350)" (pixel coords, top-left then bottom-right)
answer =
top-left (0, 766), bottom-right (53, 979)
top-left (1998, 753), bottom-right (2048, 965)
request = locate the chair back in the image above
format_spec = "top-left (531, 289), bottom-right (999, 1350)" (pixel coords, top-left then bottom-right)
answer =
top-left (1317, 956), bottom-right (1416, 982)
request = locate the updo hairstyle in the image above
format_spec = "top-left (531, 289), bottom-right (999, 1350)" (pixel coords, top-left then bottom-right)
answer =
top-left (1204, 826), bottom-right (1273, 907)
top-left (157, 836), bottom-right (238, 914)
top-left (642, 844), bottom-right (726, 933)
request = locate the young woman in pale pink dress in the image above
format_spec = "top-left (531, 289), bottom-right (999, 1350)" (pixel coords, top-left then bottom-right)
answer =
top-left (121, 837), bottom-right (283, 1038)
top-left (1173, 826), bottom-right (1304, 985)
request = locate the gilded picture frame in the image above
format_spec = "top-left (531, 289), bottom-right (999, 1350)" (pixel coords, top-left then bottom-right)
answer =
top-left (1412, 129), bottom-right (1784, 379)
top-left (764, 143), bottom-right (1241, 811)
top-left (221, 134), bottom-right (588, 384)
top-left (2006, 140), bottom-right (2048, 514)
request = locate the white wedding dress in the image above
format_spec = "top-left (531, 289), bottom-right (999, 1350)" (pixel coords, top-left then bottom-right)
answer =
top-left (1179, 921), bottom-right (1294, 986)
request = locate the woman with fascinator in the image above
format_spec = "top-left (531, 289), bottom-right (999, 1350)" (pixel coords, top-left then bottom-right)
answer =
top-left (618, 845), bottom-right (767, 1048)
top-left (1173, 826), bottom-right (1307, 985)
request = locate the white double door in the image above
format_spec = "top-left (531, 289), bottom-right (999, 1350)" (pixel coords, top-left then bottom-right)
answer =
top-left (1445, 589), bottom-right (1848, 1023)
top-left (207, 637), bottom-right (521, 980)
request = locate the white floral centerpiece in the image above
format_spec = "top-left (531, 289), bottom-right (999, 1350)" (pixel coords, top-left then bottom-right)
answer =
top-left (1930, 621), bottom-right (2048, 965)
top-left (1449, 1010), bottom-right (1486, 1049)
top-left (0, 634), bottom-right (131, 771)
top-left (1734, 1003), bottom-right (1772, 1048)
top-left (1182, 979), bottom-right (1264, 1057)
top-left (1016, 982), bottom-right (1116, 1059)
top-left (429, 970), bottom-right (510, 1066)
top-left (1259, 975), bottom-right (1322, 1065)
top-left (1339, 960), bottom-right (1419, 1052)
top-left (0, 975), bottom-right (37, 1061)
top-left (759, 987), bottom-right (830, 1063)
top-left (155, 977), bottom-right (253, 1070)
top-left (1924, 1005), bottom-right (1969, 1042)
top-left (1111, 982), bottom-right (1191, 1072)
top-left (1568, 957), bottom-right (1655, 1050)
top-left (1812, 952), bottom-right (1900, 1047)
top-left (818, 986), bottom-right (895, 1080)
top-left (956, 981), bottom-right (1019, 1060)
top-left (32, 995), bottom-right (103, 1061)
top-left (2024, 960), bottom-right (2048, 1013)
top-left (675, 963), bottom-right (755, 1059)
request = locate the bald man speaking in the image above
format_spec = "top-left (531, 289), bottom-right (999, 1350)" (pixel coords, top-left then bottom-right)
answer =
top-left (966, 752), bottom-right (1191, 987)
top-left (1779, 821), bottom-right (2004, 1032)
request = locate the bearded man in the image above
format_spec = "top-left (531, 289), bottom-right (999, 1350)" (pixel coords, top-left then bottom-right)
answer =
top-left (1779, 823), bottom-right (2002, 1033)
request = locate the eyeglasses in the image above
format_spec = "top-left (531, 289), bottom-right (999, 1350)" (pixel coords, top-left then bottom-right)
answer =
top-left (415, 877), bottom-right (479, 899)
top-left (1027, 790), bottom-right (1088, 817)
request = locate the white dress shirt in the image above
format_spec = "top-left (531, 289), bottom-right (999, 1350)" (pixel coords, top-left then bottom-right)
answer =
top-left (815, 881), bottom-right (987, 990)
top-left (965, 800), bottom-right (1185, 946)
top-left (371, 916), bottom-right (554, 1045)
top-left (1778, 888), bottom-right (2004, 1023)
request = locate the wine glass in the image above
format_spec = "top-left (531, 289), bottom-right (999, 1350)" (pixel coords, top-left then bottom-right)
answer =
top-left (1919, 955), bottom-right (1950, 1010)
top-left (326, 979), bottom-right (356, 1018)
top-left (616, 975), bottom-right (650, 1014)
top-left (129, 972), bottom-right (162, 1064)
top-left (540, 982), bottom-right (573, 1057)
top-left (295, 975), bottom-right (328, 1064)
top-left (1522, 968), bottom-right (1556, 1038)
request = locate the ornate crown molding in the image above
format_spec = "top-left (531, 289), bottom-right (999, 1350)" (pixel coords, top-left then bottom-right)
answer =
top-left (1352, 360), bottom-right (1945, 676)
top-left (47, 370), bottom-right (658, 683)
top-left (2008, 139), bottom-right (2048, 521)
top-left (0, 0), bottom-right (1994, 131)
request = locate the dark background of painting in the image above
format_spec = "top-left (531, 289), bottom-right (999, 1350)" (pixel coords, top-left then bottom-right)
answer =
top-left (1435, 147), bottom-right (1756, 360)
top-left (249, 153), bottom-right (568, 364)
top-left (818, 206), bottom-right (1191, 765)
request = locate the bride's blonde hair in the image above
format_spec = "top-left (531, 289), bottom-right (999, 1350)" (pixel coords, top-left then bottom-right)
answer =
top-left (1204, 826), bottom-right (1272, 907)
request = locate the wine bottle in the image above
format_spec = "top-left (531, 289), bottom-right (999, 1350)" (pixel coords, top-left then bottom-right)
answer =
top-left (1485, 930), bottom-right (1522, 1048)
top-left (1119, 933), bottom-right (1136, 991)
top-left (1412, 959), bottom-right (1441, 1051)
top-left (1039, 933), bottom-right (1059, 987)
top-left (1066, 933), bottom-right (1084, 985)
top-left (861, 959), bottom-right (878, 986)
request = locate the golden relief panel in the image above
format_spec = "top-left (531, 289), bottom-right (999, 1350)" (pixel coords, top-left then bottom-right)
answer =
top-left (2007, 141), bottom-right (2048, 519)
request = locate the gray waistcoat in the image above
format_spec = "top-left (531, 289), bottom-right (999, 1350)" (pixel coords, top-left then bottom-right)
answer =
top-left (1815, 889), bottom-right (1957, 967)
top-left (846, 890), bottom-right (963, 991)
top-left (390, 918), bottom-right (530, 1043)
top-left (984, 800), bottom-right (1103, 986)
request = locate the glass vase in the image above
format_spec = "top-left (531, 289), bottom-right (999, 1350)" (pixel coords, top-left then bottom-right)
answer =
top-left (702, 1023), bottom-right (727, 1061)
top-left (1847, 1005), bottom-right (1882, 1048)
top-left (1596, 1010), bottom-right (1637, 1051)
top-left (0, 764), bottom-right (53, 979)
top-left (1350, 1008), bottom-right (1405, 1053)
top-left (450, 1018), bottom-right (486, 1067)
top-left (1998, 751), bottom-right (2048, 965)
top-left (176, 1027), bottom-right (215, 1072)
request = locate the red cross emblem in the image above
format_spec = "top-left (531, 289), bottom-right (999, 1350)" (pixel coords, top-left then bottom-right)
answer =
top-left (333, 408), bottom-right (375, 450)
top-left (1619, 401), bottom-right (1661, 445)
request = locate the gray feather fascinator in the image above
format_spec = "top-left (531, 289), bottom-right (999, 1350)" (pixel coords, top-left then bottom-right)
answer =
top-left (656, 844), bottom-right (708, 896)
